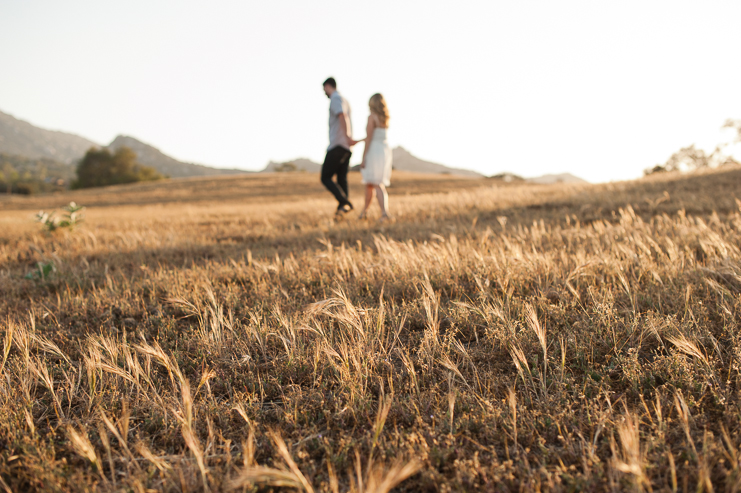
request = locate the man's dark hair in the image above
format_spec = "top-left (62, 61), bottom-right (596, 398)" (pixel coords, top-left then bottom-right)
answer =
top-left (323, 77), bottom-right (337, 88)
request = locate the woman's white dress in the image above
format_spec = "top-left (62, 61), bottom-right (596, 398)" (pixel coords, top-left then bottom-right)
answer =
top-left (361, 127), bottom-right (392, 186)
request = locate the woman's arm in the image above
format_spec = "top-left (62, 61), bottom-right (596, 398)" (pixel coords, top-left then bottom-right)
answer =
top-left (361, 116), bottom-right (376, 168)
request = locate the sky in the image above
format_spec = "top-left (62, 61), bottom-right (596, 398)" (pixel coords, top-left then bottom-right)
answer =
top-left (1, 0), bottom-right (740, 183)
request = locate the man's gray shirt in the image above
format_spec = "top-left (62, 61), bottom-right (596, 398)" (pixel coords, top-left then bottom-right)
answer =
top-left (328, 91), bottom-right (352, 151)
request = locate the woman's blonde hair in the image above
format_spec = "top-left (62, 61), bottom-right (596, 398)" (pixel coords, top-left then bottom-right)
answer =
top-left (369, 93), bottom-right (390, 127)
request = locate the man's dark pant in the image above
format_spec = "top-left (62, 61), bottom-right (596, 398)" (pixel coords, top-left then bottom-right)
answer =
top-left (321, 146), bottom-right (352, 207)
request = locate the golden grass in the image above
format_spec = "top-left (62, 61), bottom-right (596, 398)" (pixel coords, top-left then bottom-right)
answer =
top-left (2, 167), bottom-right (741, 491)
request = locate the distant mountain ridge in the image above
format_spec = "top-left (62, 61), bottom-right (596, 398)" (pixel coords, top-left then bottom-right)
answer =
top-left (1, 107), bottom-right (585, 185)
top-left (391, 147), bottom-right (483, 177)
top-left (0, 109), bottom-right (246, 179)
top-left (106, 135), bottom-right (245, 178)
top-left (263, 147), bottom-right (484, 177)
top-left (0, 110), bottom-right (97, 164)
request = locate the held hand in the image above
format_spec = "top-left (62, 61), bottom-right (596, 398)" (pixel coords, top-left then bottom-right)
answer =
top-left (360, 161), bottom-right (366, 169)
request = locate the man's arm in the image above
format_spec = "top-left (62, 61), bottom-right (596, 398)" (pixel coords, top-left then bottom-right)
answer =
top-left (337, 112), bottom-right (354, 147)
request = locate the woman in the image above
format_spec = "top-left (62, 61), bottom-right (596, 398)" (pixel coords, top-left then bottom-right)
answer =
top-left (358, 93), bottom-right (393, 221)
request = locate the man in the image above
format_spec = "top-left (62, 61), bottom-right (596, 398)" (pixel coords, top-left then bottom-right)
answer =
top-left (321, 77), bottom-right (355, 216)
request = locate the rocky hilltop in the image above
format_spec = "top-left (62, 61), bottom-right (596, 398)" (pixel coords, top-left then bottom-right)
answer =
top-left (0, 109), bottom-right (247, 179)
top-left (106, 135), bottom-right (245, 178)
top-left (391, 146), bottom-right (483, 177)
top-left (0, 110), bottom-right (97, 163)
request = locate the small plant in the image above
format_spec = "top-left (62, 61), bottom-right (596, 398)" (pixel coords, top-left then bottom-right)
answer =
top-left (35, 202), bottom-right (85, 232)
top-left (24, 261), bottom-right (56, 280)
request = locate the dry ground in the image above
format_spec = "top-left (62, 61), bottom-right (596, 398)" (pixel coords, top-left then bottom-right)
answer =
top-left (1, 168), bottom-right (741, 492)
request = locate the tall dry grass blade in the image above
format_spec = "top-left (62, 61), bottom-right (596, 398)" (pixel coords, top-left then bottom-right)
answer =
top-left (23, 409), bottom-right (35, 435)
top-left (177, 378), bottom-right (208, 490)
top-left (99, 410), bottom-right (137, 465)
top-left (0, 474), bottom-right (12, 493)
top-left (613, 413), bottom-right (650, 492)
top-left (508, 388), bottom-right (518, 453)
top-left (30, 332), bottom-right (70, 365)
top-left (666, 333), bottom-right (709, 366)
top-left (182, 425), bottom-right (209, 492)
top-left (136, 441), bottom-right (172, 473)
top-left (397, 348), bottom-right (419, 396)
top-left (448, 387), bottom-right (456, 435)
top-left (66, 426), bottom-right (102, 475)
top-left (268, 430), bottom-right (315, 493)
top-left (97, 424), bottom-right (115, 485)
top-left (508, 343), bottom-right (532, 391)
top-left (228, 466), bottom-right (307, 491)
top-left (327, 460), bottom-right (340, 493)
top-left (30, 357), bottom-right (65, 420)
top-left (438, 354), bottom-right (470, 389)
top-left (0, 322), bottom-right (14, 374)
top-left (372, 394), bottom-right (393, 452)
top-left (363, 457), bottom-right (422, 493)
top-left (233, 403), bottom-right (256, 466)
top-left (674, 392), bottom-right (698, 459)
top-left (525, 303), bottom-right (547, 378)
top-left (354, 449), bottom-right (364, 493)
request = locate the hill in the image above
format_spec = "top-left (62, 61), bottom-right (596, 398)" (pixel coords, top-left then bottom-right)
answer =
top-left (391, 146), bottom-right (483, 176)
top-left (0, 110), bottom-right (97, 163)
top-left (526, 172), bottom-right (588, 184)
top-left (261, 158), bottom-right (322, 173)
top-left (265, 147), bottom-right (484, 177)
top-left (107, 135), bottom-right (247, 179)
top-left (0, 109), bottom-right (248, 180)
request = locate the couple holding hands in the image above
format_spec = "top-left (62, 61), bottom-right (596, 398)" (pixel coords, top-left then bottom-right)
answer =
top-left (321, 77), bottom-right (393, 221)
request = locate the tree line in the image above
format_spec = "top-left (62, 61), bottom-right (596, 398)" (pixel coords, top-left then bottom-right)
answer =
top-left (1, 146), bottom-right (164, 194)
top-left (645, 119), bottom-right (741, 175)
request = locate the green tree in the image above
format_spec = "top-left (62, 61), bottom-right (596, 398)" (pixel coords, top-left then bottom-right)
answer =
top-left (2, 162), bottom-right (19, 194)
top-left (645, 118), bottom-right (741, 175)
top-left (72, 147), bottom-right (163, 189)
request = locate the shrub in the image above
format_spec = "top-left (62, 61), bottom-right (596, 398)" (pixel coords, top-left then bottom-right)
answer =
top-left (71, 146), bottom-right (163, 189)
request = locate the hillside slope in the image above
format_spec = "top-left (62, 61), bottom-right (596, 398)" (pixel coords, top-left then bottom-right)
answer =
top-left (0, 110), bottom-right (97, 163)
top-left (0, 109), bottom-right (249, 179)
top-left (107, 135), bottom-right (246, 178)
top-left (392, 147), bottom-right (483, 177)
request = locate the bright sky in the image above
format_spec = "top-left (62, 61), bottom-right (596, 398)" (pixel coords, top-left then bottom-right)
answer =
top-left (1, 1), bottom-right (740, 183)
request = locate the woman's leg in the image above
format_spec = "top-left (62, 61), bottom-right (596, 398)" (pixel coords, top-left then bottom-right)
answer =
top-left (360, 184), bottom-right (374, 218)
top-left (375, 184), bottom-right (390, 218)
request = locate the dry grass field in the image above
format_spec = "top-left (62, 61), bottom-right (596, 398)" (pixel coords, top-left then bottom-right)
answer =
top-left (2, 167), bottom-right (741, 492)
